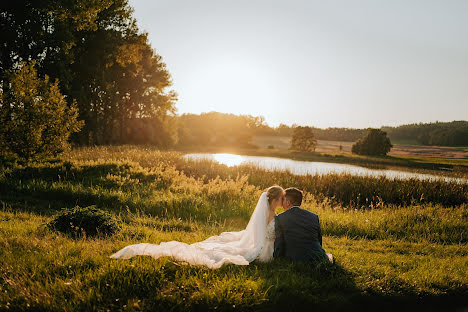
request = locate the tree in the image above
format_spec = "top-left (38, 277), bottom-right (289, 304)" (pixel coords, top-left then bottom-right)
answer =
top-left (66, 0), bottom-right (177, 145)
top-left (0, 62), bottom-right (83, 160)
top-left (1, 0), bottom-right (177, 147)
top-left (352, 129), bottom-right (392, 156)
top-left (276, 123), bottom-right (293, 136)
top-left (290, 126), bottom-right (317, 152)
top-left (0, 0), bottom-right (112, 84)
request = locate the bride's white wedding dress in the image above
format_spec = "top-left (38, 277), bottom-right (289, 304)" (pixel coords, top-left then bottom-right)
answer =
top-left (110, 192), bottom-right (275, 268)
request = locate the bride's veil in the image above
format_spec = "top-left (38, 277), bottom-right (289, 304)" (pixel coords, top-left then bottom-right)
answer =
top-left (110, 192), bottom-right (270, 268)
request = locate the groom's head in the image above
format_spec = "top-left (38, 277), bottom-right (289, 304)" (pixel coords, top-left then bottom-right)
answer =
top-left (283, 187), bottom-right (303, 210)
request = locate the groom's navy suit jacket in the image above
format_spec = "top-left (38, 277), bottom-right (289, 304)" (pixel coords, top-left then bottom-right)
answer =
top-left (273, 206), bottom-right (327, 262)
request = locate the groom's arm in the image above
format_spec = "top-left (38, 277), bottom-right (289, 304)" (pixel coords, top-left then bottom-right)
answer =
top-left (273, 216), bottom-right (285, 258)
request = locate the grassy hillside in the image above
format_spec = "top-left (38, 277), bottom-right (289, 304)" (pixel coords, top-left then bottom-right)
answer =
top-left (0, 146), bottom-right (467, 311)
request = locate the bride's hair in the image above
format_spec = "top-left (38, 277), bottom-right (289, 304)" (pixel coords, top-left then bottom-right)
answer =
top-left (266, 186), bottom-right (284, 205)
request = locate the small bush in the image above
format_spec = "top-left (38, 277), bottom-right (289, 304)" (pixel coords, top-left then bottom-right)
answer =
top-left (267, 145), bottom-right (274, 149)
top-left (48, 206), bottom-right (120, 237)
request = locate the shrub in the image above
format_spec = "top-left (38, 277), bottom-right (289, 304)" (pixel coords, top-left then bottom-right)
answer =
top-left (267, 145), bottom-right (274, 149)
top-left (48, 206), bottom-right (120, 237)
top-left (0, 61), bottom-right (83, 160)
top-left (352, 129), bottom-right (392, 156)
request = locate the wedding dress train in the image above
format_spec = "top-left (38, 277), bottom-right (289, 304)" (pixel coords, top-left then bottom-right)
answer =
top-left (110, 192), bottom-right (273, 269)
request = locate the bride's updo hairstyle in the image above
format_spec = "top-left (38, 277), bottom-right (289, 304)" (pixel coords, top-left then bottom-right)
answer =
top-left (266, 186), bottom-right (284, 205)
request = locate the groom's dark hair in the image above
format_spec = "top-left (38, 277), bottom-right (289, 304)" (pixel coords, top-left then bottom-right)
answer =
top-left (285, 187), bottom-right (303, 206)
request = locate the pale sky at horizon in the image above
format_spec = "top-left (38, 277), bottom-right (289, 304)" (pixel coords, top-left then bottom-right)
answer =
top-left (129, 0), bottom-right (468, 128)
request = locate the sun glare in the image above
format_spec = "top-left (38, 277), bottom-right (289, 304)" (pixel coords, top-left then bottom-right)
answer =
top-left (213, 153), bottom-right (244, 167)
top-left (181, 58), bottom-right (278, 115)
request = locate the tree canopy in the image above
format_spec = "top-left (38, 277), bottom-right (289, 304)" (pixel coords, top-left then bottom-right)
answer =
top-left (1, 0), bottom-right (177, 146)
top-left (290, 126), bottom-right (317, 152)
top-left (352, 129), bottom-right (393, 156)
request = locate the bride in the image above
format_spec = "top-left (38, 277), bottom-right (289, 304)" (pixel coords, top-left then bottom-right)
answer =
top-left (110, 186), bottom-right (284, 268)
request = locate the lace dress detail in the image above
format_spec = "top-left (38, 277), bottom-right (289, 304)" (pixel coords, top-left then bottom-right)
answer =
top-left (266, 220), bottom-right (275, 240)
top-left (256, 220), bottom-right (275, 262)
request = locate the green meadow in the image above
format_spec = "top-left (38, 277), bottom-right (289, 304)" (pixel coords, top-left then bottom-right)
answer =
top-left (0, 146), bottom-right (467, 311)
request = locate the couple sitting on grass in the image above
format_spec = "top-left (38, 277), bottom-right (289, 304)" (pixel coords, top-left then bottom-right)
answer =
top-left (111, 187), bottom-right (333, 268)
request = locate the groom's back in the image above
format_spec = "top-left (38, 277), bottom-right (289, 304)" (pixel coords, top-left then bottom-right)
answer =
top-left (274, 207), bottom-right (326, 262)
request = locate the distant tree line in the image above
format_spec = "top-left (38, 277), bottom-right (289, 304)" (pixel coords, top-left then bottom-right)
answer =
top-left (177, 112), bottom-right (264, 148)
top-left (276, 121), bottom-right (468, 146)
top-left (175, 113), bottom-right (467, 148)
top-left (1, 0), bottom-right (177, 149)
top-left (382, 121), bottom-right (468, 147)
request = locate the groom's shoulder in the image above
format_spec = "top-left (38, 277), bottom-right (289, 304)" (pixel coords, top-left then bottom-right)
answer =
top-left (276, 209), bottom-right (293, 220)
top-left (276, 210), bottom-right (289, 218)
top-left (277, 206), bottom-right (310, 218)
top-left (297, 207), bottom-right (319, 218)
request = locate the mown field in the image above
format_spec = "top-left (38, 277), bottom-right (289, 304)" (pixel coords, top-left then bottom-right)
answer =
top-left (0, 146), bottom-right (467, 311)
top-left (252, 136), bottom-right (468, 160)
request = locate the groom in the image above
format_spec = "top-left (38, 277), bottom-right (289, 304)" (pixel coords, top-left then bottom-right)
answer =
top-left (273, 187), bottom-right (328, 263)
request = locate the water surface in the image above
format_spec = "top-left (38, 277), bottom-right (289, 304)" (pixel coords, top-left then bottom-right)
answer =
top-left (184, 153), bottom-right (466, 183)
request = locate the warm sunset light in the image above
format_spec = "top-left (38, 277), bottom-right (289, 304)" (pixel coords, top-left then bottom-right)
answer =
top-left (183, 57), bottom-right (277, 116)
top-left (129, 0), bottom-right (468, 128)
top-left (1, 1), bottom-right (466, 310)
top-left (213, 153), bottom-right (245, 167)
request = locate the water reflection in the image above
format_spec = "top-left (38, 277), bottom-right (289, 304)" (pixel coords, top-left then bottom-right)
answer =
top-left (184, 153), bottom-right (466, 184)
top-left (213, 153), bottom-right (244, 167)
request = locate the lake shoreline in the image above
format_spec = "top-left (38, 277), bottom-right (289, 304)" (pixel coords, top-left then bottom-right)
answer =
top-left (184, 153), bottom-right (467, 184)
top-left (176, 147), bottom-right (468, 178)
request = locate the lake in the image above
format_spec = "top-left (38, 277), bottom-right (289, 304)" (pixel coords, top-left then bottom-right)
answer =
top-left (184, 153), bottom-right (467, 183)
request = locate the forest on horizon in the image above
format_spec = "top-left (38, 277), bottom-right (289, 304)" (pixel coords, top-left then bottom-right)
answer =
top-left (176, 113), bottom-right (468, 148)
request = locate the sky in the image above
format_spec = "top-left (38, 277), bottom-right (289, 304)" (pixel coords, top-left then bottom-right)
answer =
top-left (128, 0), bottom-right (468, 128)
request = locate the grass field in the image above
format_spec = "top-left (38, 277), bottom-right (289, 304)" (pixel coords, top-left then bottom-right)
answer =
top-left (0, 146), bottom-right (467, 311)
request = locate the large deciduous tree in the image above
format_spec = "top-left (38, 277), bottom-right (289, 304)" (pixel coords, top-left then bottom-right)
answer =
top-left (290, 126), bottom-right (317, 152)
top-left (352, 129), bottom-right (393, 156)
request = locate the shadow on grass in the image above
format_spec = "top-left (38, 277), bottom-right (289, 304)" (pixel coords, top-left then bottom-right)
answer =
top-left (2, 161), bottom-right (168, 187)
top-left (0, 164), bottom-right (249, 223)
top-left (79, 257), bottom-right (467, 312)
top-left (0, 183), bottom-right (212, 222)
